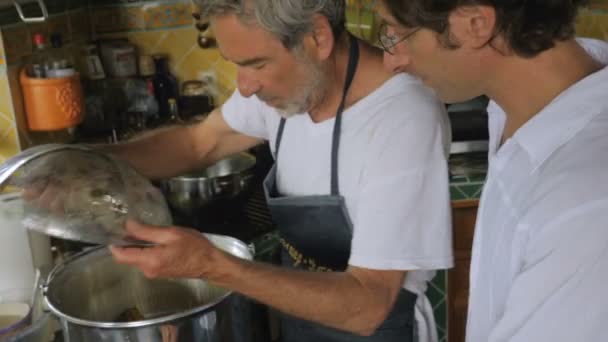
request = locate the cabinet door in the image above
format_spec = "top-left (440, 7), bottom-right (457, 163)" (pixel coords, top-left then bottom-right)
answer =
top-left (448, 200), bottom-right (478, 342)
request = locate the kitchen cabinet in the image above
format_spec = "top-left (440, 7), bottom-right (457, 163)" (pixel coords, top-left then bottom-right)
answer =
top-left (448, 199), bottom-right (478, 342)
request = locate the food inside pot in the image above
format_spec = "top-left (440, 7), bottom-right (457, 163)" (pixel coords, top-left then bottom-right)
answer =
top-left (115, 307), bottom-right (145, 323)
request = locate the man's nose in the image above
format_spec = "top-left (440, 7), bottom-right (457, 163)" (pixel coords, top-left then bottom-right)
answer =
top-left (237, 68), bottom-right (261, 97)
top-left (383, 50), bottom-right (410, 74)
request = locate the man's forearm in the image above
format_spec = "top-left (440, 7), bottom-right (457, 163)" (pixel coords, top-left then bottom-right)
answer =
top-left (101, 125), bottom-right (206, 179)
top-left (211, 255), bottom-right (403, 336)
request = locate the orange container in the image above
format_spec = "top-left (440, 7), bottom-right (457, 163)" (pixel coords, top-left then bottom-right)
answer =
top-left (20, 69), bottom-right (84, 131)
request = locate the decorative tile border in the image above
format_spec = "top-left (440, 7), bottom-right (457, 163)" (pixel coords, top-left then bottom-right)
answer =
top-left (589, 0), bottom-right (608, 11)
top-left (90, 0), bottom-right (193, 34)
top-left (92, 6), bottom-right (146, 32)
top-left (142, 2), bottom-right (192, 30)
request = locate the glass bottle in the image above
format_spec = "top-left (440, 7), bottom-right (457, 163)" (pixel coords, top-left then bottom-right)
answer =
top-left (25, 33), bottom-right (51, 78)
top-left (152, 55), bottom-right (179, 122)
top-left (46, 33), bottom-right (76, 78)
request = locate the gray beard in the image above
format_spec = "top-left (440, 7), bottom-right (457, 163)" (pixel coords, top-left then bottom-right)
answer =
top-left (274, 60), bottom-right (327, 119)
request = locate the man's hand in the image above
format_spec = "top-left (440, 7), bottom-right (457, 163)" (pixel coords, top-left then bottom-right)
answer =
top-left (110, 220), bottom-right (225, 280)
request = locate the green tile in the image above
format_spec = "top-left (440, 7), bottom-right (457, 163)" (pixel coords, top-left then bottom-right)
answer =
top-left (433, 300), bottom-right (448, 336)
top-left (454, 184), bottom-right (483, 199)
top-left (426, 270), bottom-right (447, 338)
top-left (450, 186), bottom-right (468, 200)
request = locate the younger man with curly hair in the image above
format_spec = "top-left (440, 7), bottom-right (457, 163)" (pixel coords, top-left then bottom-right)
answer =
top-left (376, 1), bottom-right (608, 341)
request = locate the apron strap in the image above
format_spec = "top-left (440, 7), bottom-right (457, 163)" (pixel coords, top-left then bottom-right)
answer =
top-left (275, 118), bottom-right (286, 155)
top-left (331, 34), bottom-right (359, 195)
top-left (275, 34), bottom-right (360, 196)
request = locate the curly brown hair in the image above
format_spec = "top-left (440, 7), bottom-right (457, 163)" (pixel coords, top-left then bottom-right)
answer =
top-left (382, 0), bottom-right (588, 57)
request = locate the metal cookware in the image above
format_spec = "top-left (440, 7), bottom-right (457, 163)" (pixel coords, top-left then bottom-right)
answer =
top-left (160, 152), bottom-right (256, 214)
top-left (43, 233), bottom-right (254, 342)
top-left (0, 144), bottom-right (94, 188)
top-left (0, 144), bottom-right (172, 247)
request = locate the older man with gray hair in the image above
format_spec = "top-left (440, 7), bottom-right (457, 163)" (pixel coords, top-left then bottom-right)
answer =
top-left (108, 0), bottom-right (453, 341)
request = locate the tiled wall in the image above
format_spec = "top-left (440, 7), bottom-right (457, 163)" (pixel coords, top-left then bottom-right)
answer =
top-left (0, 1), bottom-right (607, 161)
top-left (91, 0), bottom-right (379, 105)
top-left (578, 7), bottom-right (608, 40)
top-left (0, 0), bottom-right (91, 160)
top-left (0, 33), bottom-right (19, 164)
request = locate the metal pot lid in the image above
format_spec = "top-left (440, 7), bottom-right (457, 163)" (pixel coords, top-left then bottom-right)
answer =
top-left (0, 144), bottom-right (172, 246)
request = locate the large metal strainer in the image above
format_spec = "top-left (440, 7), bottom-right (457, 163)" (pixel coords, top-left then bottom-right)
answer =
top-left (0, 144), bottom-right (172, 246)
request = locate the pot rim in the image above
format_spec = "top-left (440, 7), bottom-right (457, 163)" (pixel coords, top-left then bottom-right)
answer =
top-left (168, 152), bottom-right (256, 182)
top-left (43, 234), bottom-right (253, 329)
top-left (44, 290), bottom-right (231, 329)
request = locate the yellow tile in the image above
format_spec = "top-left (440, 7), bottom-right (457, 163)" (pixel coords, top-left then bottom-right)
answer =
top-left (175, 48), bottom-right (221, 81)
top-left (0, 72), bottom-right (13, 117)
top-left (0, 73), bottom-right (20, 161)
top-left (577, 10), bottom-right (608, 40)
top-left (93, 7), bottom-right (145, 34)
top-left (0, 126), bottom-right (20, 163)
top-left (346, 7), bottom-right (378, 43)
top-left (155, 28), bottom-right (198, 62)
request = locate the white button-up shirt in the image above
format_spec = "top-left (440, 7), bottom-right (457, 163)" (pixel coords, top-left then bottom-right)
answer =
top-left (466, 39), bottom-right (608, 342)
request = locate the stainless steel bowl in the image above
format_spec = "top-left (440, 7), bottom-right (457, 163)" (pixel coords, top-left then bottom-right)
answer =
top-left (160, 152), bottom-right (256, 214)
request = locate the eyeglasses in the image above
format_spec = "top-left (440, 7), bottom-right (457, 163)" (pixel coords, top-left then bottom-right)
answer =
top-left (378, 23), bottom-right (420, 55)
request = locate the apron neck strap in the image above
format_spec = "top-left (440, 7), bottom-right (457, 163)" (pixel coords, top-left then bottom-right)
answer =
top-left (275, 34), bottom-right (360, 196)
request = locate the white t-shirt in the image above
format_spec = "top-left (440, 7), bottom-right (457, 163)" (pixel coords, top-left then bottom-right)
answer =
top-left (466, 38), bottom-right (608, 342)
top-left (222, 73), bottom-right (453, 293)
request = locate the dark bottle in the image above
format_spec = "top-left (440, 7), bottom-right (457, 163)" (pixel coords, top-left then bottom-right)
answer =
top-left (47, 32), bottom-right (76, 78)
top-left (152, 55), bottom-right (179, 122)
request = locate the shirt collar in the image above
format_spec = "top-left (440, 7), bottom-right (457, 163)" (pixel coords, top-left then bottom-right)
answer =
top-left (487, 39), bottom-right (608, 170)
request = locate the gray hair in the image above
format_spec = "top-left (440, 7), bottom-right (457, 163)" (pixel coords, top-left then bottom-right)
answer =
top-left (195, 0), bottom-right (346, 49)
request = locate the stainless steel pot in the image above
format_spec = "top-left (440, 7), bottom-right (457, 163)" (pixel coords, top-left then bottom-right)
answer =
top-left (160, 152), bottom-right (256, 213)
top-left (43, 233), bottom-right (254, 342)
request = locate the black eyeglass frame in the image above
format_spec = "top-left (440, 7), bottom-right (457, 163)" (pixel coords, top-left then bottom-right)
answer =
top-left (378, 23), bottom-right (421, 55)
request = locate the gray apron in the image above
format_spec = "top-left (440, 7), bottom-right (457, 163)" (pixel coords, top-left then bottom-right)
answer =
top-left (262, 35), bottom-right (417, 342)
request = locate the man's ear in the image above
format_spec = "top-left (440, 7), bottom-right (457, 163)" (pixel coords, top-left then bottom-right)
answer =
top-left (306, 14), bottom-right (335, 61)
top-left (449, 5), bottom-right (497, 49)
